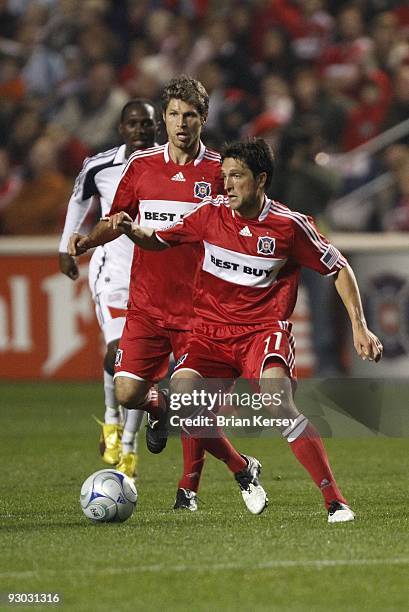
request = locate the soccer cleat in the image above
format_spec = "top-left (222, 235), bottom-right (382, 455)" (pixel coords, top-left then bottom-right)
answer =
top-left (173, 488), bottom-right (198, 512)
top-left (234, 454), bottom-right (268, 515)
top-left (146, 390), bottom-right (169, 454)
top-left (94, 417), bottom-right (123, 465)
top-left (327, 500), bottom-right (355, 523)
top-left (116, 452), bottom-right (138, 480)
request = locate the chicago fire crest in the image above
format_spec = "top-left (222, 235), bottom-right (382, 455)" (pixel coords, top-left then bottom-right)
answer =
top-left (257, 236), bottom-right (276, 255)
top-left (194, 181), bottom-right (211, 199)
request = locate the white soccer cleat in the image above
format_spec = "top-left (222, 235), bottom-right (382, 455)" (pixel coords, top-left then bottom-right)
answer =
top-left (235, 454), bottom-right (268, 515)
top-left (327, 501), bottom-right (355, 523)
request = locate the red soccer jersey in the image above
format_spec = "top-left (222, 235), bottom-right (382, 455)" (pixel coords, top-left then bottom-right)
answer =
top-left (156, 196), bottom-right (347, 325)
top-left (109, 142), bottom-right (223, 329)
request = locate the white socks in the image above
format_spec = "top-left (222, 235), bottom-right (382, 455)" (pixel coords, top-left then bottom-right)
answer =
top-left (104, 406), bottom-right (121, 424)
top-left (103, 368), bottom-right (146, 454)
top-left (122, 409), bottom-right (144, 454)
top-left (104, 370), bottom-right (118, 414)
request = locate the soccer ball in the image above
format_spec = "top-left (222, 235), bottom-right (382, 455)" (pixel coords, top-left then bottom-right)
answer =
top-left (80, 469), bottom-right (137, 523)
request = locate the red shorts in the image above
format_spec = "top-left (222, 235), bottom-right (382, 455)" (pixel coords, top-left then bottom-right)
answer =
top-left (172, 322), bottom-right (296, 381)
top-left (114, 311), bottom-right (190, 382)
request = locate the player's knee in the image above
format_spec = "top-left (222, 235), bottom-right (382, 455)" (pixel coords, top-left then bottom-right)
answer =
top-left (170, 372), bottom-right (198, 396)
top-left (104, 340), bottom-right (119, 376)
top-left (272, 399), bottom-right (298, 421)
top-left (170, 371), bottom-right (206, 419)
top-left (114, 377), bottom-right (143, 409)
top-left (260, 376), bottom-right (298, 420)
top-left (171, 370), bottom-right (199, 393)
top-left (114, 387), bottom-right (134, 409)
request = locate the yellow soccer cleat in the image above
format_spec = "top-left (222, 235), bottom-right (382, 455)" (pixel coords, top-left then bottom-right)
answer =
top-left (94, 417), bottom-right (123, 465)
top-left (116, 452), bottom-right (138, 480)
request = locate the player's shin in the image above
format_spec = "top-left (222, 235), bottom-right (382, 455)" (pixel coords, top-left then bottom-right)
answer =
top-left (200, 428), bottom-right (247, 473)
top-left (172, 376), bottom-right (267, 514)
top-left (96, 369), bottom-right (123, 465)
top-left (103, 369), bottom-right (121, 424)
top-left (133, 386), bottom-right (167, 419)
top-left (121, 408), bottom-right (144, 454)
top-left (178, 432), bottom-right (205, 492)
top-left (116, 406), bottom-right (144, 479)
top-left (283, 415), bottom-right (348, 509)
top-left (171, 375), bottom-right (247, 473)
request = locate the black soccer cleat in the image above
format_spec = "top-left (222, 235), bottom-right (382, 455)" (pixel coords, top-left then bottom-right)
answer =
top-left (145, 389), bottom-right (169, 454)
top-left (173, 488), bottom-right (198, 512)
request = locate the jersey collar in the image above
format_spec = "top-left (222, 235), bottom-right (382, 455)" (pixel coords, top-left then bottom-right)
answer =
top-left (120, 142), bottom-right (160, 163)
top-left (114, 144), bottom-right (127, 164)
top-left (164, 141), bottom-right (206, 166)
top-left (258, 196), bottom-right (272, 221)
top-left (231, 195), bottom-right (272, 222)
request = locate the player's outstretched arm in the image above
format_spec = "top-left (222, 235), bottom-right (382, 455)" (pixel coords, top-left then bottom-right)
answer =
top-left (67, 220), bottom-right (123, 257)
top-left (334, 263), bottom-right (383, 362)
top-left (106, 212), bottom-right (167, 251)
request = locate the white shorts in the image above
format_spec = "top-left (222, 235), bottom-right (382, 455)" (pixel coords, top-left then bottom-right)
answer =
top-left (88, 242), bottom-right (132, 299)
top-left (94, 289), bottom-right (128, 344)
top-left (88, 243), bottom-right (132, 345)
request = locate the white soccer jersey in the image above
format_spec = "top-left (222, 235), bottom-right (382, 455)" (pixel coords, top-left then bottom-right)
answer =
top-left (59, 145), bottom-right (134, 298)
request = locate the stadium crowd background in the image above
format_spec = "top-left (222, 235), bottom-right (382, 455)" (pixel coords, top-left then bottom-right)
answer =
top-left (0, 0), bottom-right (408, 236)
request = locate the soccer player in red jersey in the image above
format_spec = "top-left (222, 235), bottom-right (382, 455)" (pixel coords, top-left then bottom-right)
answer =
top-left (111, 138), bottom-right (383, 523)
top-left (69, 78), bottom-right (267, 514)
top-left (60, 100), bottom-right (159, 479)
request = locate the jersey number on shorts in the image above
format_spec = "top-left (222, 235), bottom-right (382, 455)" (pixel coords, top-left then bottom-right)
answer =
top-left (264, 332), bottom-right (282, 354)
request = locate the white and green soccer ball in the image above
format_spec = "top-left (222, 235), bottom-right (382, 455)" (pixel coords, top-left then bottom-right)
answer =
top-left (80, 469), bottom-right (137, 523)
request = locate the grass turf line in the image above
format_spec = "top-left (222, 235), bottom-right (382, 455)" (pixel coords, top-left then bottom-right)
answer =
top-left (0, 382), bottom-right (408, 611)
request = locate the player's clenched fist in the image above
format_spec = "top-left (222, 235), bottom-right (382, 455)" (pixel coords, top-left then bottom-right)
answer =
top-left (103, 211), bottom-right (134, 233)
top-left (352, 324), bottom-right (383, 362)
top-left (68, 233), bottom-right (91, 256)
top-left (59, 252), bottom-right (79, 280)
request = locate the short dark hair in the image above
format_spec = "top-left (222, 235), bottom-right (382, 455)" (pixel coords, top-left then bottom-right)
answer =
top-left (120, 99), bottom-right (157, 123)
top-left (221, 139), bottom-right (275, 189)
top-left (161, 75), bottom-right (209, 120)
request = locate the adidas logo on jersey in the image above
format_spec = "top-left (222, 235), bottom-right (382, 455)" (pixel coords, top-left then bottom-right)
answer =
top-left (239, 226), bottom-right (252, 237)
top-left (171, 172), bottom-right (186, 182)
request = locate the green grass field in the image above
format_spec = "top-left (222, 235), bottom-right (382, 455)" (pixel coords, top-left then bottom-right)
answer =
top-left (1, 382), bottom-right (408, 611)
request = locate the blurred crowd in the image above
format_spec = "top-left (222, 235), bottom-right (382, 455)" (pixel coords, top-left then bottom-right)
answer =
top-left (0, 0), bottom-right (408, 235)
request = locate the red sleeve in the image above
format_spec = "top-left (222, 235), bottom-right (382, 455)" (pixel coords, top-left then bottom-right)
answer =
top-left (292, 213), bottom-right (347, 276)
top-left (109, 161), bottom-right (139, 219)
top-left (155, 199), bottom-right (213, 247)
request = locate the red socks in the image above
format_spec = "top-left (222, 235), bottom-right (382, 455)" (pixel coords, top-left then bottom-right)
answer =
top-left (288, 421), bottom-right (348, 509)
top-left (178, 433), bottom-right (206, 492)
top-left (200, 428), bottom-right (247, 473)
top-left (179, 426), bottom-right (247, 492)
